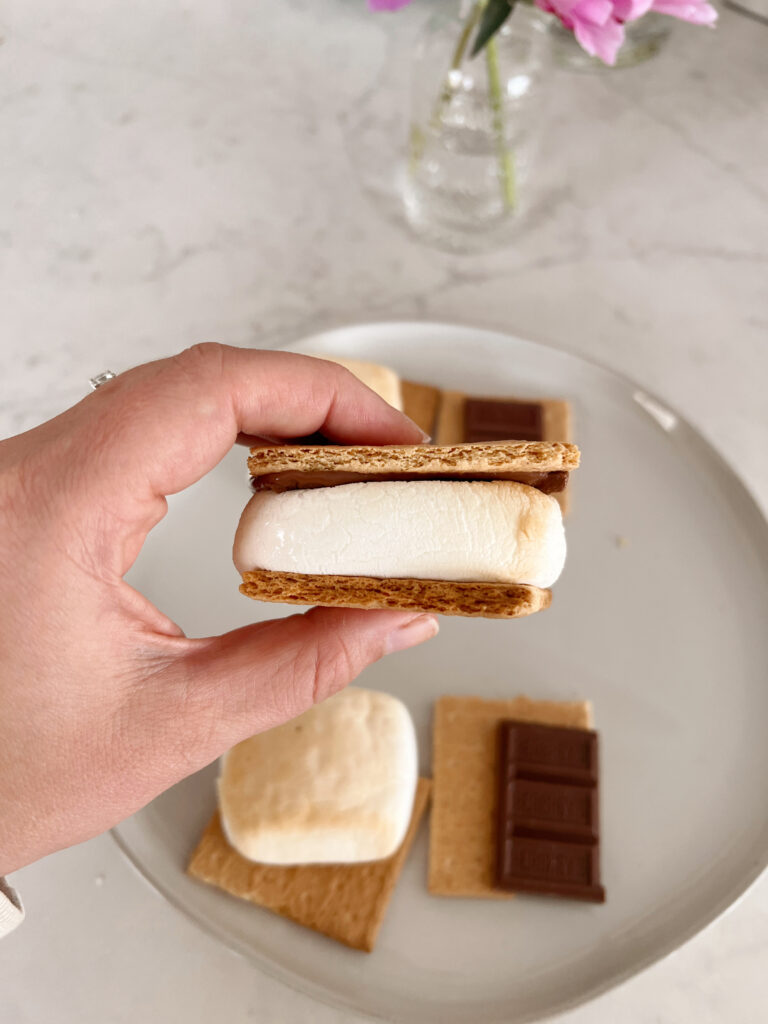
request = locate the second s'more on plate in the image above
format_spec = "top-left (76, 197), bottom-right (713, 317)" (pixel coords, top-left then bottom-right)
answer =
top-left (187, 688), bottom-right (430, 952)
top-left (233, 440), bottom-right (580, 618)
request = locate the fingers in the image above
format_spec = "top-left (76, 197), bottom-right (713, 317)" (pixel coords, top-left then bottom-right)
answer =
top-left (56, 344), bottom-right (426, 494)
top-left (27, 345), bottom-right (426, 576)
top-left (140, 607), bottom-right (439, 779)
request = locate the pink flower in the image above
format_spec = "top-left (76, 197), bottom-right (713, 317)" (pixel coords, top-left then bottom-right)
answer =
top-left (371, 0), bottom-right (716, 62)
top-left (536, 0), bottom-right (716, 64)
top-left (368, 0), bottom-right (412, 9)
top-left (535, 0), bottom-right (626, 63)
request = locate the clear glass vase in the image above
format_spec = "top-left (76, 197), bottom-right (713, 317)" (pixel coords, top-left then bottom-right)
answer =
top-left (401, 2), bottom-right (551, 254)
top-left (549, 12), bottom-right (673, 71)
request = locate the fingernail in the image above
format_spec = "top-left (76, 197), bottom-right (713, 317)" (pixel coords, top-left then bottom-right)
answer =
top-left (386, 614), bottom-right (440, 654)
top-left (402, 414), bottom-right (431, 444)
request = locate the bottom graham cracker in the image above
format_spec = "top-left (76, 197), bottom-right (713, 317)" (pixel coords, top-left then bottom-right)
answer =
top-left (429, 697), bottom-right (592, 898)
top-left (187, 778), bottom-right (431, 952)
top-left (240, 570), bottom-right (551, 619)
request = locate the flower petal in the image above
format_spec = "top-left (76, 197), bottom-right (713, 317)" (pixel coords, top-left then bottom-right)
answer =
top-left (368, 0), bottom-right (412, 10)
top-left (537, 0), bottom-right (581, 20)
top-left (574, 0), bottom-right (616, 26)
top-left (651, 0), bottom-right (718, 22)
top-left (613, 0), bottom-right (655, 20)
top-left (573, 14), bottom-right (625, 62)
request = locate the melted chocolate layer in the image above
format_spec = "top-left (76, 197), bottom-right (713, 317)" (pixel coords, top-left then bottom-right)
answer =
top-left (251, 470), bottom-right (568, 495)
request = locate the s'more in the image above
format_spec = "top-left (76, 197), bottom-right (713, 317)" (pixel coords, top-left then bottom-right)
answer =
top-left (233, 440), bottom-right (579, 618)
top-left (188, 688), bottom-right (431, 952)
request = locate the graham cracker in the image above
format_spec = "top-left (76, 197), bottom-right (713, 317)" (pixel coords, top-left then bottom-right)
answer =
top-left (187, 778), bottom-right (431, 953)
top-left (248, 441), bottom-right (579, 478)
top-left (240, 570), bottom-right (551, 619)
top-left (434, 393), bottom-right (573, 513)
top-left (429, 697), bottom-right (592, 898)
top-left (401, 379), bottom-right (442, 437)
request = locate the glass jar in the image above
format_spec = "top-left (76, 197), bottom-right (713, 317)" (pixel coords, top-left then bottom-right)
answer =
top-left (401, 2), bottom-right (552, 253)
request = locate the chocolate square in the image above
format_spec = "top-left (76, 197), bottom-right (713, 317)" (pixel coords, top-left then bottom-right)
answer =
top-left (498, 836), bottom-right (604, 903)
top-left (509, 778), bottom-right (598, 843)
top-left (505, 721), bottom-right (598, 787)
top-left (464, 399), bottom-right (544, 443)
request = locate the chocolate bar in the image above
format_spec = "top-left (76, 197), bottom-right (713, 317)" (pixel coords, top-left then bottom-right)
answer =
top-left (464, 398), bottom-right (544, 443)
top-left (496, 721), bottom-right (605, 903)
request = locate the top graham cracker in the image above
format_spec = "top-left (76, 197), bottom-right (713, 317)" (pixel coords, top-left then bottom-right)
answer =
top-left (248, 441), bottom-right (580, 478)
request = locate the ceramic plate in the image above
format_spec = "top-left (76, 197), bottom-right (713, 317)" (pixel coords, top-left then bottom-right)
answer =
top-left (115, 322), bottom-right (768, 1023)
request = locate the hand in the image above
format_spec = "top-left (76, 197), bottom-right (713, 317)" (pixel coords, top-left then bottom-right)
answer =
top-left (0, 344), bottom-right (438, 875)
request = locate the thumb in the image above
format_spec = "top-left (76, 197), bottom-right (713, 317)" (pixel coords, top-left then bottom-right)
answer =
top-left (144, 607), bottom-right (439, 779)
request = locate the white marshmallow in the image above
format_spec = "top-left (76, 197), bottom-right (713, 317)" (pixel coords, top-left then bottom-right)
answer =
top-left (218, 688), bottom-right (418, 865)
top-left (321, 356), bottom-right (403, 411)
top-left (234, 480), bottom-right (566, 589)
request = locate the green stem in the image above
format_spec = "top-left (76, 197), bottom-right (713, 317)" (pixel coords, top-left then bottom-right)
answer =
top-left (448, 3), bottom-right (485, 85)
top-left (485, 35), bottom-right (516, 211)
top-left (430, 2), bottom-right (485, 132)
top-left (411, 2), bottom-right (485, 171)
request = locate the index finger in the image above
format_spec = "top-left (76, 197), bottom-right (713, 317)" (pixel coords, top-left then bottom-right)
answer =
top-left (33, 344), bottom-right (426, 557)
top-left (103, 341), bottom-right (424, 473)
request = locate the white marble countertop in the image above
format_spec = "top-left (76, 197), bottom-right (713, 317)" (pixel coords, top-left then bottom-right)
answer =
top-left (1, 1), bottom-right (766, 1021)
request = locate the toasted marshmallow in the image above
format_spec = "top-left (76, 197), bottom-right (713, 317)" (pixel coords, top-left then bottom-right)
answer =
top-left (218, 688), bottom-right (418, 865)
top-left (321, 356), bottom-right (403, 411)
top-left (234, 480), bottom-right (566, 588)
